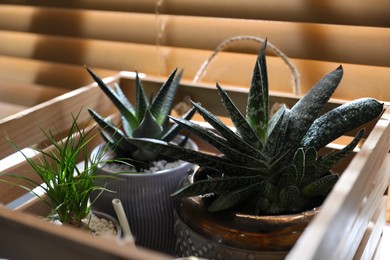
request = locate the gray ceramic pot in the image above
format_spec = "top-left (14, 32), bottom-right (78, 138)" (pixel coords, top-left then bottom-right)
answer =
top-left (90, 137), bottom-right (198, 255)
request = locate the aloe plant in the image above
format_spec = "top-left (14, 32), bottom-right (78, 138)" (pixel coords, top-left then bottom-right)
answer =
top-left (86, 67), bottom-right (196, 170)
top-left (123, 40), bottom-right (383, 215)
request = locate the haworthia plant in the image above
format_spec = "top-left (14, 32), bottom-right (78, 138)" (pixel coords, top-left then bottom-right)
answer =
top-left (124, 40), bottom-right (383, 214)
top-left (85, 66), bottom-right (196, 170)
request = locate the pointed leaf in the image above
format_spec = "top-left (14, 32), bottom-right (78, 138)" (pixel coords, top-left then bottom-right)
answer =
top-left (278, 164), bottom-right (298, 189)
top-left (265, 105), bottom-right (287, 155)
top-left (208, 181), bottom-right (268, 211)
top-left (132, 109), bottom-right (163, 138)
top-left (216, 83), bottom-right (262, 150)
top-left (161, 106), bottom-right (196, 141)
top-left (301, 98), bottom-right (383, 149)
top-left (317, 129), bottom-right (365, 175)
top-left (135, 72), bottom-right (149, 122)
top-left (85, 66), bottom-right (138, 129)
top-left (301, 174), bottom-right (339, 198)
top-left (284, 66), bottom-right (344, 152)
top-left (150, 68), bottom-right (179, 125)
top-left (246, 40), bottom-right (269, 143)
top-left (171, 175), bottom-right (265, 198)
top-left (279, 185), bottom-right (300, 210)
top-left (169, 116), bottom-right (267, 168)
top-left (88, 109), bottom-right (138, 153)
top-left (192, 101), bottom-right (267, 160)
top-left (114, 83), bottom-right (134, 114)
top-left (293, 148), bottom-right (305, 186)
top-left (125, 137), bottom-right (267, 176)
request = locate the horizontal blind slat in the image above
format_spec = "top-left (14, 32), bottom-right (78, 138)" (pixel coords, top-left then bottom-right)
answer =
top-left (1, 1), bottom-right (389, 27)
top-left (0, 7), bottom-right (389, 66)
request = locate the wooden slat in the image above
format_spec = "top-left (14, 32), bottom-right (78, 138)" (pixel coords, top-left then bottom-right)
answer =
top-left (1, 37), bottom-right (390, 103)
top-left (0, 6), bottom-right (389, 67)
top-left (0, 80), bottom-right (67, 107)
top-left (0, 102), bottom-right (27, 119)
top-left (0, 54), bottom-right (117, 89)
top-left (354, 196), bottom-right (387, 260)
top-left (0, 206), bottom-right (170, 259)
top-left (0, 1), bottom-right (389, 27)
top-left (0, 73), bottom-right (120, 160)
top-left (287, 108), bottom-right (390, 259)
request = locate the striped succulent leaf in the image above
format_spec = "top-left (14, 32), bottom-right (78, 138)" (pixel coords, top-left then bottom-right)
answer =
top-left (171, 175), bottom-right (266, 198)
top-left (246, 40), bottom-right (269, 144)
top-left (216, 83), bottom-right (263, 150)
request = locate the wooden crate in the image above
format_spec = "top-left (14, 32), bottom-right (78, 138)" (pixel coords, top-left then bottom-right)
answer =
top-left (0, 72), bottom-right (389, 259)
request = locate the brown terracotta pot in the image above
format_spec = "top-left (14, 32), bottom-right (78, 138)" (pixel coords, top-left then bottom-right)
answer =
top-left (174, 167), bottom-right (319, 259)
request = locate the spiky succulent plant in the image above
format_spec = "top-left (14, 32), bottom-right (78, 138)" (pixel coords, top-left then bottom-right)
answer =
top-left (85, 66), bottom-right (195, 170)
top-left (124, 40), bottom-right (383, 215)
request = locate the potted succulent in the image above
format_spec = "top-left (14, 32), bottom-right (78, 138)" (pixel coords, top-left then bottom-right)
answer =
top-left (124, 40), bottom-right (384, 258)
top-left (0, 113), bottom-right (122, 238)
top-left (85, 66), bottom-right (198, 254)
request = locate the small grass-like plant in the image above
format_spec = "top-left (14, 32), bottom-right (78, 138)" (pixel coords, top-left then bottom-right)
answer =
top-left (2, 113), bottom-right (114, 227)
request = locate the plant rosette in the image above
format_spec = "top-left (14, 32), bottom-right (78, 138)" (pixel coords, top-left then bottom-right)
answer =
top-left (174, 167), bottom-right (318, 259)
top-left (90, 136), bottom-right (198, 255)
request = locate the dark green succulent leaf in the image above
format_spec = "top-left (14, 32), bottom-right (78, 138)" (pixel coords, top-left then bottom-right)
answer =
top-left (255, 197), bottom-right (271, 213)
top-left (283, 66), bottom-right (344, 154)
top-left (317, 129), bottom-right (365, 176)
top-left (135, 72), bottom-right (149, 122)
top-left (161, 106), bottom-right (197, 142)
top-left (114, 82), bottom-right (134, 114)
top-left (301, 173), bottom-right (338, 198)
top-left (301, 98), bottom-right (383, 150)
top-left (192, 101), bottom-right (267, 160)
top-left (121, 115), bottom-right (133, 138)
top-left (208, 181), bottom-right (269, 212)
top-left (265, 108), bottom-right (290, 156)
top-left (279, 185), bottom-right (300, 210)
top-left (168, 116), bottom-right (267, 168)
top-left (171, 175), bottom-right (266, 198)
top-left (246, 40), bottom-right (269, 144)
top-left (85, 66), bottom-right (138, 130)
top-left (216, 83), bottom-right (263, 150)
top-left (132, 109), bottom-right (163, 139)
top-left (125, 137), bottom-right (267, 176)
top-left (293, 148), bottom-right (305, 186)
top-left (278, 164), bottom-right (298, 189)
top-left (258, 180), bottom-right (279, 202)
top-left (267, 104), bottom-right (286, 140)
top-left (150, 68), bottom-right (179, 125)
top-left (88, 109), bottom-right (138, 153)
top-left (299, 147), bottom-right (318, 187)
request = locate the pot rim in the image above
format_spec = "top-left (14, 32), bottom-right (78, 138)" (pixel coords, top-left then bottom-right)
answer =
top-left (91, 135), bottom-right (198, 177)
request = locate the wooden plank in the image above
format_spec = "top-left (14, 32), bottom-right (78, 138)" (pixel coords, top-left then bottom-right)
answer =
top-left (0, 1), bottom-right (389, 27)
top-left (354, 196), bottom-right (387, 260)
top-left (0, 80), bottom-right (67, 107)
top-left (0, 72), bottom-right (121, 160)
top-left (2, 38), bottom-right (390, 103)
top-left (0, 54), bottom-right (117, 89)
top-left (0, 206), bottom-right (170, 259)
top-left (0, 7), bottom-right (389, 66)
top-left (287, 108), bottom-right (390, 259)
top-left (0, 101), bottom-right (27, 119)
